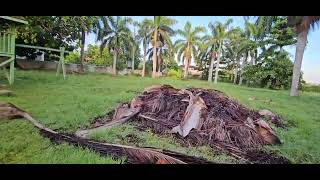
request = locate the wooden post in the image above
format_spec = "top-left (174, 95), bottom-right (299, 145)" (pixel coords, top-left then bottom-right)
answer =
top-left (60, 47), bottom-right (66, 79)
top-left (56, 57), bottom-right (61, 76)
top-left (9, 34), bottom-right (16, 85)
top-left (56, 47), bottom-right (66, 79)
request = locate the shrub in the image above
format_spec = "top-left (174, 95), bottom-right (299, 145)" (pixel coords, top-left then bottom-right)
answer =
top-left (242, 51), bottom-right (302, 90)
top-left (65, 51), bottom-right (80, 64)
top-left (167, 69), bottom-right (182, 79)
top-left (302, 84), bottom-right (320, 93)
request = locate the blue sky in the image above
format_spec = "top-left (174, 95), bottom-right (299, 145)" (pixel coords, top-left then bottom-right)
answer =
top-left (85, 16), bottom-right (320, 84)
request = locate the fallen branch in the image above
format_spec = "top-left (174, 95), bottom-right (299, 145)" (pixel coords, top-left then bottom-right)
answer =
top-left (138, 114), bottom-right (159, 122)
top-left (75, 109), bottom-right (140, 138)
top-left (0, 102), bottom-right (214, 164)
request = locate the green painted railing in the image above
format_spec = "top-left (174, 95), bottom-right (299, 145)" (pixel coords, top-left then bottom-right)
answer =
top-left (16, 44), bottom-right (69, 80)
top-left (0, 32), bottom-right (16, 56)
top-left (0, 32), bottom-right (16, 85)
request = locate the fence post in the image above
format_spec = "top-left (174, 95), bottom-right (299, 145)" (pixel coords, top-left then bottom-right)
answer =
top-left (56, 47), bottom-right (66, 79)
top-left (60, 47), bottom-right (66, 79)
top-left (9, 34), bottom-right (16, 85)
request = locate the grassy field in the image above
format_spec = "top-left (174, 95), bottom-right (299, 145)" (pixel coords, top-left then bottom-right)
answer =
top-left (0, 70), bottom-right (319, 163)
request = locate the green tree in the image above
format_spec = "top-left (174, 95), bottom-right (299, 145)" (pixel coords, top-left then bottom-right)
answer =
top-left (137, 19), bottom-right (152, 77)
top-left (211, 19), bottom-right (236, 84)
top-left (61, 16), bottom-right (100, 72)
top-left (96, 16), bottom-right (133, 75)
top-left (287, 16), bottom-right (320, 96)
top-left (203, 24), bottom-right (218, 82)
top-left (14, 16), bottom-right (78, 59)
top-left (253, 16), bottom-right (319, 96)
top-left (175, 21), bottom-right (206, 79)
top-left (265, 17), bottom-right (296, 52)
top-left (85, 44), bottom-right (112, 66)
top-left (242, 51), bottom-right (295, 89)
top-left (65, 51), bottom-right (80, 64)
top-left (194, 36), bottom-right (210, 71)
top-left (150, 16), bottom-right (176, 78)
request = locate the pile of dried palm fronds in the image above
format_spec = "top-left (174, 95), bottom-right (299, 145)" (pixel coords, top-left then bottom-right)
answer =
top-left (81, 84), bottom-right (288, 163)
top-left (0, 84), bottom-right (289, 164)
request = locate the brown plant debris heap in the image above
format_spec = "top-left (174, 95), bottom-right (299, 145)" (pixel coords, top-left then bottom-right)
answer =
top-left (111, 84), bottom-right (288, 163)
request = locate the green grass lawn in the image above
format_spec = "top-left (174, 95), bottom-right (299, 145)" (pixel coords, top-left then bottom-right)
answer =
top-left (0, 70), bottom-right (319, 163)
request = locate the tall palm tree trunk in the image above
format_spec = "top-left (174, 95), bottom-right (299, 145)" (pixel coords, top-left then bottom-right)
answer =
top-left (157, 51), bottom-right (161, 77)
top-left (214, 43), bottom-right (222, 84)
top-left (112, 50), bottom-right (117, 75)
top-left (233, 55), bottom-right (239, 84)
top-left (290, 30), bottom-right (307, 96)
top-left (239, 54), bottom-right (247, 85)
top-left (142, 47), bottom-right (147, 77)
top-left (183, 58), bottom-right (189, 79)
top-left (208, 54), bottom-right (215, 82)
top-left (79, 29), bottom-right (86, 72)
top-left (233, 64), bottom-right (238, 84)
top-left (152, 30), bottom-right (158, 78)
top-left (152, 47), bottom-right (157, 78)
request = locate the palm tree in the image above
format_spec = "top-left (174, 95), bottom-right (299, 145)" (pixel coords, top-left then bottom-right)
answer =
top-left (253, 16), bottom-right (320, 96)
top-left (130, 21), bottom-right (139, 72)
top-left (194, 36), bottom-right (210, 71)
top-left (137, 19), bottom-right (152, 77)
top-left (175, 21), bottom-right (206, 79)
top-left (96, 16), bottom-right (132, 75)
top-left (211, 19), bottom-right (236, 84)
top-left (150, 16), bottom-right (176, 78)
top-left (223, 28), bottom-right (246, 84)
top-left (205, 23), bottom-right (218, 82)
top-left (287, 16), bottom-right (320, 96)
top-left (74, 16), bottom-right (99, 72)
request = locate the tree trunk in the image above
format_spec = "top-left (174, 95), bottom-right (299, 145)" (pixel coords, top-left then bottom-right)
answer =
top-left (214, 42), bottom-right (222, 84)
top-left (239, 73), bottom-right (243, 85)
top-left (132, 45), bottom-right (135, 72)
top-left (113, 50), bottom-right (117, 75)
top-left (251, 55), bottom-right (256, 65)
top-left (233, 66), bottom-right (238, 84)
top-left (290, 30), bottom-right (307, 96)
top-left (157, 50), bottom-right (161, 77)
top-left (132, 27), bottom-right (135, 73)
top-left (239, 54), bottom-right (247, 86)
top-left (152, 47), bottom-right (157, 78)
top-left (152, 30), bottom-right (158, 78)
top-left (233, 55), bottom-right (239, 84)
top-left (184, 58), bottom-right (189, 79)
top-left (142, 47), bottom-right (147, 77)
top-left (79, 29), bottom-right (86, 72)
top-left (208, 54), bottom-right (215, 82)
